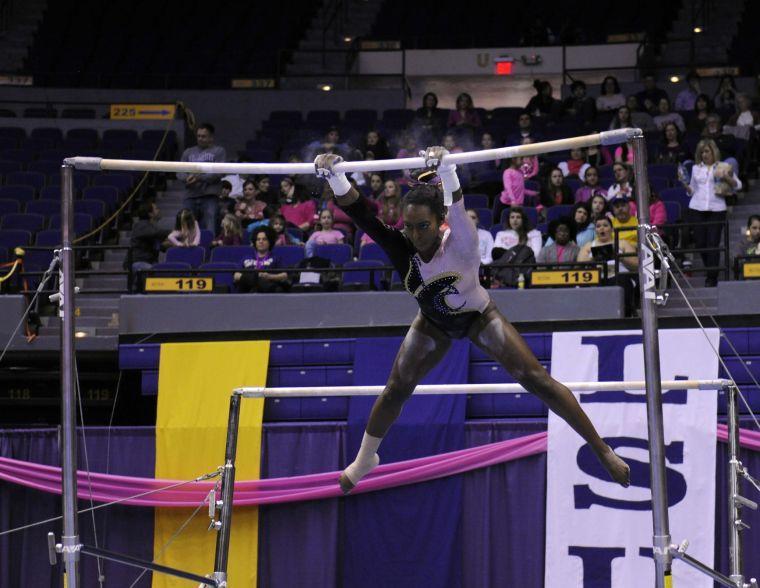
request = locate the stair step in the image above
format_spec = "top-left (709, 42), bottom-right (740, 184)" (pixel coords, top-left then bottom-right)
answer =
top-left (76, 306), bottom-right (119, 317)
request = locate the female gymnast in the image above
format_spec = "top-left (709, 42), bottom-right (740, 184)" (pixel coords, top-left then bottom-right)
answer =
top-left (314, 147), bottom-right (631, 494)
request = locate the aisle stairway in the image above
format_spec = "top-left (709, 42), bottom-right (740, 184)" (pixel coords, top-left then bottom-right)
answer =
top-left (0, 0), bottom-right (46, 72)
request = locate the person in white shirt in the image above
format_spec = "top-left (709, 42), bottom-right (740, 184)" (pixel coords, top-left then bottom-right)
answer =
top-left (687, 139), bottom-right (742, 286)
top-left (596, 75), bottom-right (626, 112)
top-left (493, 207), bottom-right (543, 258)
top-left (466, 208), bottom-right (494, 264)
top-left (315, 147), bottom-right (630, 495)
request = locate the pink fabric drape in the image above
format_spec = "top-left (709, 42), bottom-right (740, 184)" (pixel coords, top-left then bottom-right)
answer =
top-left (0, 426), bottom-right (756, 508)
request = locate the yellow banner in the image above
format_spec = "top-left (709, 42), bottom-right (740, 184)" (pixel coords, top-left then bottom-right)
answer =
top-left (110, 103), bottom-right (176, 120)
top-left (743, 263), bottom-right (760, 279)
top-left (145, 277), bottom-right (214, 292)
top-left (531, 268), bottom-right (600, 287)
top-left (154, 341), bottom-right (268, 587)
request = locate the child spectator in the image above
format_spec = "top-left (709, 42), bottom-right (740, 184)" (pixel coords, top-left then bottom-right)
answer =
top-left (736, 215), bottom-right (760, 259)
top-left (166, 208), bottom-right (200, 247)
top-left (614, 141), bottom-right (635, 164)
top-left (653, 97), bottom-right (686, 132)
top-left (589, 193), bottom-right (609, 223)
top-left (361, 129), bottom-right (391, 161)
top-left (467, 208), bottom-right (495, 265)
top-left (305, 209), bottom-right (345, 257)
top-left (537, 217), bottom-right (580, 263)
top-left (544, 202), bottom-right (595, 247)
top-left (235, 226), bottom-right (289, 293)
top-left (574, 165), bottom-right (607, 203)
top-left (442, 133), bottom-right (464, 154)
top-left (539, 167), bottom-right (574, 210)
top-left (494, 206), bottom-right (543, 258)
top-left (657, 122), bottom-right (690, 164)
top-left (218, 180), bottom-right (236, 215)
top-left (558, 147), bottom-right (589, 178)
top-left (519, 137), bottom-right (540, 179)
top-left (596, 76), bottom-right (626, 112)
top-left (495, 157), bottom-right (539, 222)
top-left (212, 214), bottom-right (243, 247)
top-left (271, 213), bottom-right (302, 247)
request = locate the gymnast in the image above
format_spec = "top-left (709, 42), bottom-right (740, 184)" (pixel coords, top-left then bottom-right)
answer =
top-left (314, 147), bottom-right (631, 494)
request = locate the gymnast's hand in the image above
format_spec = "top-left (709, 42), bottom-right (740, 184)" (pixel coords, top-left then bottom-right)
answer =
top-left (420, 145), bottom-right (461, 204)
top-left (419, 146), bottom-right (451, 171)
top-left (314, 153), bottom-right (344, 178)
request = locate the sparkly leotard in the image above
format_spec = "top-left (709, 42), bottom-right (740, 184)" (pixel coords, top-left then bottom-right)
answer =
top-left (341, 196), bottom-right (490, 338)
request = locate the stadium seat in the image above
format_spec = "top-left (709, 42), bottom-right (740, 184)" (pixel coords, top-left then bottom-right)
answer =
top-left (0, 160), bottom-right (23, 175)
top-left (49, 213), bottom-right (93, 234)
top-left (94, 173), bottom-right (134, 193)
top-left (0, 213), bottom-right (45, 232)
top-left (24, 107), bottom-right (57, 118)
top-left (65, 128), bottom-right (99, 147)
top-left (82, 186), bottom-right (119, 211)
top-left (33, 230), bottom-right (62, 247)
top-left (546, 205), bottom-right (574, 224)
top-left (210, 245), bottom-right (252, 265)
top-left (152, 262), bottom-right (192, 271)
top-left (1, 150), bottom-right (35, 166)
top-left (6, 171), bottom-right (45, 193)
top-left (474, 207), bottom-right (492, 229)
top-left (199, 262), bottom-right (237, 290)
top-left (165, 246), bottom-right (205, 268)
top-left (0, 199), bottom-right (20, 215)
top-left (48, 171), bottom-right (91, 191)
top-left (269, 110), bottom-right (303, 124)
top-left (30, 128), bottom-right (63, 145)
top-left (660, 187), bottom-right (690, 209)
top-left (74, 199), bottom-right (105, 221)
top-left (463, 193), bottom-right (488, 209)
top-left (663, 201), bottom-right (681, 223)
top-left (314, 244), bottom-right (352, 266)
top-left (272, 245), bottom-right (305, 267)
top-left (648, 164), bottom-right (677, 180)
top-left (0, 127), bottom-right (25, 143)
top-left (342, 259), bottom-right (384, 289)
top-left (27, 160), bottom-right (61, 176)
top-left (61, 108), bottom-right (96, 119)
top-left (25, 199), bottom-right (59, 217)
top-left (649, 176), bottom-right (670, 194)
top-left (0, 229), bottom-right (31, 255)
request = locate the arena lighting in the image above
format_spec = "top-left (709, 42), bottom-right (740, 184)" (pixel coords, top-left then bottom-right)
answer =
top-left (319, 84), bottom-right (332, 92)
top-left (694, 26), bottom-right (703, 33)
top-left (343, 36), bottom-right (352, 43)
top-left (74, 331), bottom-right (87, 338)
top-left (670, 75), bottom-right (680, 83)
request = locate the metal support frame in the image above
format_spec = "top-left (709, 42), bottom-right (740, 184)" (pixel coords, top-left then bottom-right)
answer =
top-left (59, 163), bottom-right (80, 587)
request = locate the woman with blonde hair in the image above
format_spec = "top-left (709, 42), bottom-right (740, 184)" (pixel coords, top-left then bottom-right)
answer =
top-left (687, 138), bottom-right (742, 286)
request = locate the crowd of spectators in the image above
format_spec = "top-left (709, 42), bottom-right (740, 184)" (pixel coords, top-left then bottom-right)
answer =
top-left (128, 72), bottom-right (760, 300)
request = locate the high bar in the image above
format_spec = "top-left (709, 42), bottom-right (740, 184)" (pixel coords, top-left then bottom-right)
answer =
top-left (63, 128), bottom-right (641, 175)
top-left (236, 379), bottom-right (732, 398)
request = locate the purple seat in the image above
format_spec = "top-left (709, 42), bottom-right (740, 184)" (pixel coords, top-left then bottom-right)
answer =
top-left (209, 245), bottom-right (253, 265)
top-left (269, 110), bottom-right (303, 123)
top-left (152, 262), bottom-right (192, 271)
top-left (94, 172), bottom-right (134, 193)
top-left (663, 201), bottom-right (681, 223)
top-left (0, 149), bottom-right (34, 165)
top-left (344, 109), bottom-right (377, 126)
top-left (342, 259), bottom-right (384, 289)
top-left (61, 108), bottom-right (96, 119)
top-left (30, 128), bottom-right (63, 145)
top-left (0, 127), bottom-right (25, 142)
top-left (0, 159), bottom-right (23, 175)
top-left (102, 129), bottom-right (138, 149)
top-left (314, 243), bottom-right (352, 266)
top-left (82, 186), bottom-right (119, 211)
top-left (48, 171), bottom-right (91, 191)
top-left (165, 246), bottom-right (205, 268)
top-left (546, 205), bottom-right (574, 224)
top-left (649, 176), bottom-right (670, 194)
top-left (272, 245), bottom-right (305, 267)
top-left (0, 213), bottom-right (45, 232)
top-left (358, 242), bottom-right (390, 264)
top-left (499, 206), bottom-right (538, 229)
top-left (27, 160), bottom-right (61, 176)
top-left (48, 213), bottom-right (93, 234)
top-left (199, 262), bottom-right (237, 289)
top-left (473, 207), bottom-right (492, 229)
top-left (0, 185), bottom-right (35, 203)
top-left (660, 187), bottom-right (690, 209)
top-left (598, 165), bottom-right (615, 179)
top-left (25, 199), bottom-right (59, 216)
top-left (6, 171), bottom-right (45, 193)
top-left (74, 199), bottom-right (105, 221)
top-left (0, 229), bottom-right (31, 254)
top-left (65, 128), bottom-right (99, 147)
top-left (39, 186), bottom-right (64, 201)
top-left (463, 193), bottom-right (489, 209)
top-left (648, 164), bottom-right (677, 180)
top-left (34, 229), bottom-right (62, 247)
top-left (24, 107), bottom-right (57, 118)
top-left (0, 199), bottom-right (20, 215)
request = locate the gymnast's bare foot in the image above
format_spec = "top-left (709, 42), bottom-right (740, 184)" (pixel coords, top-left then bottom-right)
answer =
top-left (598, 445), bottom-right (631, 487)
top-left (339, 453), bottom-right (380, 495)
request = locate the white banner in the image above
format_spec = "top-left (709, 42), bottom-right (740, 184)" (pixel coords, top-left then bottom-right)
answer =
top-left (545, 329), bottom-right (719, 588)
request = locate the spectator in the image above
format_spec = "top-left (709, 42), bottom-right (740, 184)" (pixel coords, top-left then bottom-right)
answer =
top-left (635, 74), bottom-right (669, 116)
top-left (494, 206), bottom-right (543, 258)
top-left (606, 162), bottom-right (634, 201)
top-left (367, 173), bottom-right (384, 200)
top-left (657, 122), bottom-right (690, 164)
top-left (640, 187), bottom-right (667, 234)
top-left (127, 201), bottom-right (169, 289)
top-left (589, 193), bottom-right (609, 222)
top-left (271, 213), bottom-right (302, 247)
top-left (574, 165), bottom-right (607, 203)
top-left (305, 126), bottom-right (348, 161)
top-left (396, 131), bottom-right (419, 159)
top-left (596, 75), bottom-right (626, 112)
top-left (280, 183), bottom-right (317, 232)
top-left (519, 137), bottom-right (540, 179)
top-left (323, 184), bottom-right (358, 238)
top-left (675, 71), bottom-right (702, 112)
top-left (687, 138), bottom-right (742, 286)
top-left (608, 105), bottom-right (633, 130)
top-left (447, 92), bottom-right (482, 130)
top-left (614, 141), bottom-right (635, 164)
top-left (361, 129), bottom-right (391, 161)
top-left (572, 202), bottom-right (596, 246)
top-left (497, 156), bottom-right (539, 223)
top-left (177, 123), bottom-right (226, 232)
top-left (212, 213), bottom-right (243, 247)
top-left (220, 173), bottom-right (244, 198)
top-left (558, 147), bottom-right (589, 178)
top-left (378, 193), bottom-right (404, 228)
top-left (686, 93), bottom-right (714, 134)
top-left (653, 97), bottom-right (686, 132)
top-left (166, 208), bottom-right (201, 247)
top-left (378, 178), bottom-right (402, 209)
top-left (413, 92), bottom-right (446, 142)
top-left (235, 226), bottom-right (289, 293)
top-left (539, 167), bottom-right (574, 209)
top-left (526, 80), bottom-right (561, 121)
top-left (714, 75), bottom-right (737, 116)
top-left (467, 208), bottom-right (495, 265)
top-left (624, 96), bottom-right (656, 131)
top-left (577, 216), bottom-right (639, 315)
top-left (736, 214), bottom-right (760, 259)
top-left (253, 174), bottom-right (278, 209)
top-left (218, 180), bottom-right (236, 216)
top-left (234, 179), bottom-right (268, 229)
top-left (585, 144), bottom-right (609, 168)
top-left (305, 209), bottom-right (345, 257)
top-left (563, 80), bottom-right (596, 125)
top-left (537, 217), bottom-right (580, 263)
top-left (469, 131), bottom-right (501, 176)
top-left (442, 133), bottom-right (464, 154)
top-left (702, 114), bottom-right (739, 170)
top-left (727, 93), bottom-right (760, 173)
top-left (506, 111), bottom-right (544, 145)
top-left (610, 196), bottom-right (638, 246)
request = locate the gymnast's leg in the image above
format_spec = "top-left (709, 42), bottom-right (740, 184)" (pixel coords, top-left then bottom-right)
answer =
top-left (340, 312), bottom-right (452, 494)
top-left (468, 303), bottom-right (631, 487)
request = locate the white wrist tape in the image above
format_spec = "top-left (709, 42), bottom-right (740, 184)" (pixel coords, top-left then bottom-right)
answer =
top-left (437, 165), bottom-right (460, 206)
top-left (326, 173), bottom-right (352, 197)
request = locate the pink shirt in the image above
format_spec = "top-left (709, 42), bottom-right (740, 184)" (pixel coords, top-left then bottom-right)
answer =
top-left (307, 229), bottom-right (345, 246)
top-left (281, 199), bottom-right (317, 229)
top-left (328, 200), bottom-right (357, 235)
top-left (500, 168), bottom-right (538, 205)
top-left (627, 200), bottom-right (666, 227)
top-left (167, 221), bottom-right (200, 247)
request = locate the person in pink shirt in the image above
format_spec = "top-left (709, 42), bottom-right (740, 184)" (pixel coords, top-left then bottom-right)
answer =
top-left (625, 185), bottom-right (667, 232)
top-left (495, 157), bottom-right (539, 224)
top-left (305, 209), bottom-right (345, 257)
top-left (574, 166), bottom-right (607, 203)
top-left (166, 208), bottom-right (201, 247)
top-left (280, 184), bottom-right (317, 232)
top-left (519, 137), bottom-right (539, 179)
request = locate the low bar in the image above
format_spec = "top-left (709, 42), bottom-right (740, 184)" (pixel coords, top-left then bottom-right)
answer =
top-left (236, 379), bottom-right (732, 398)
